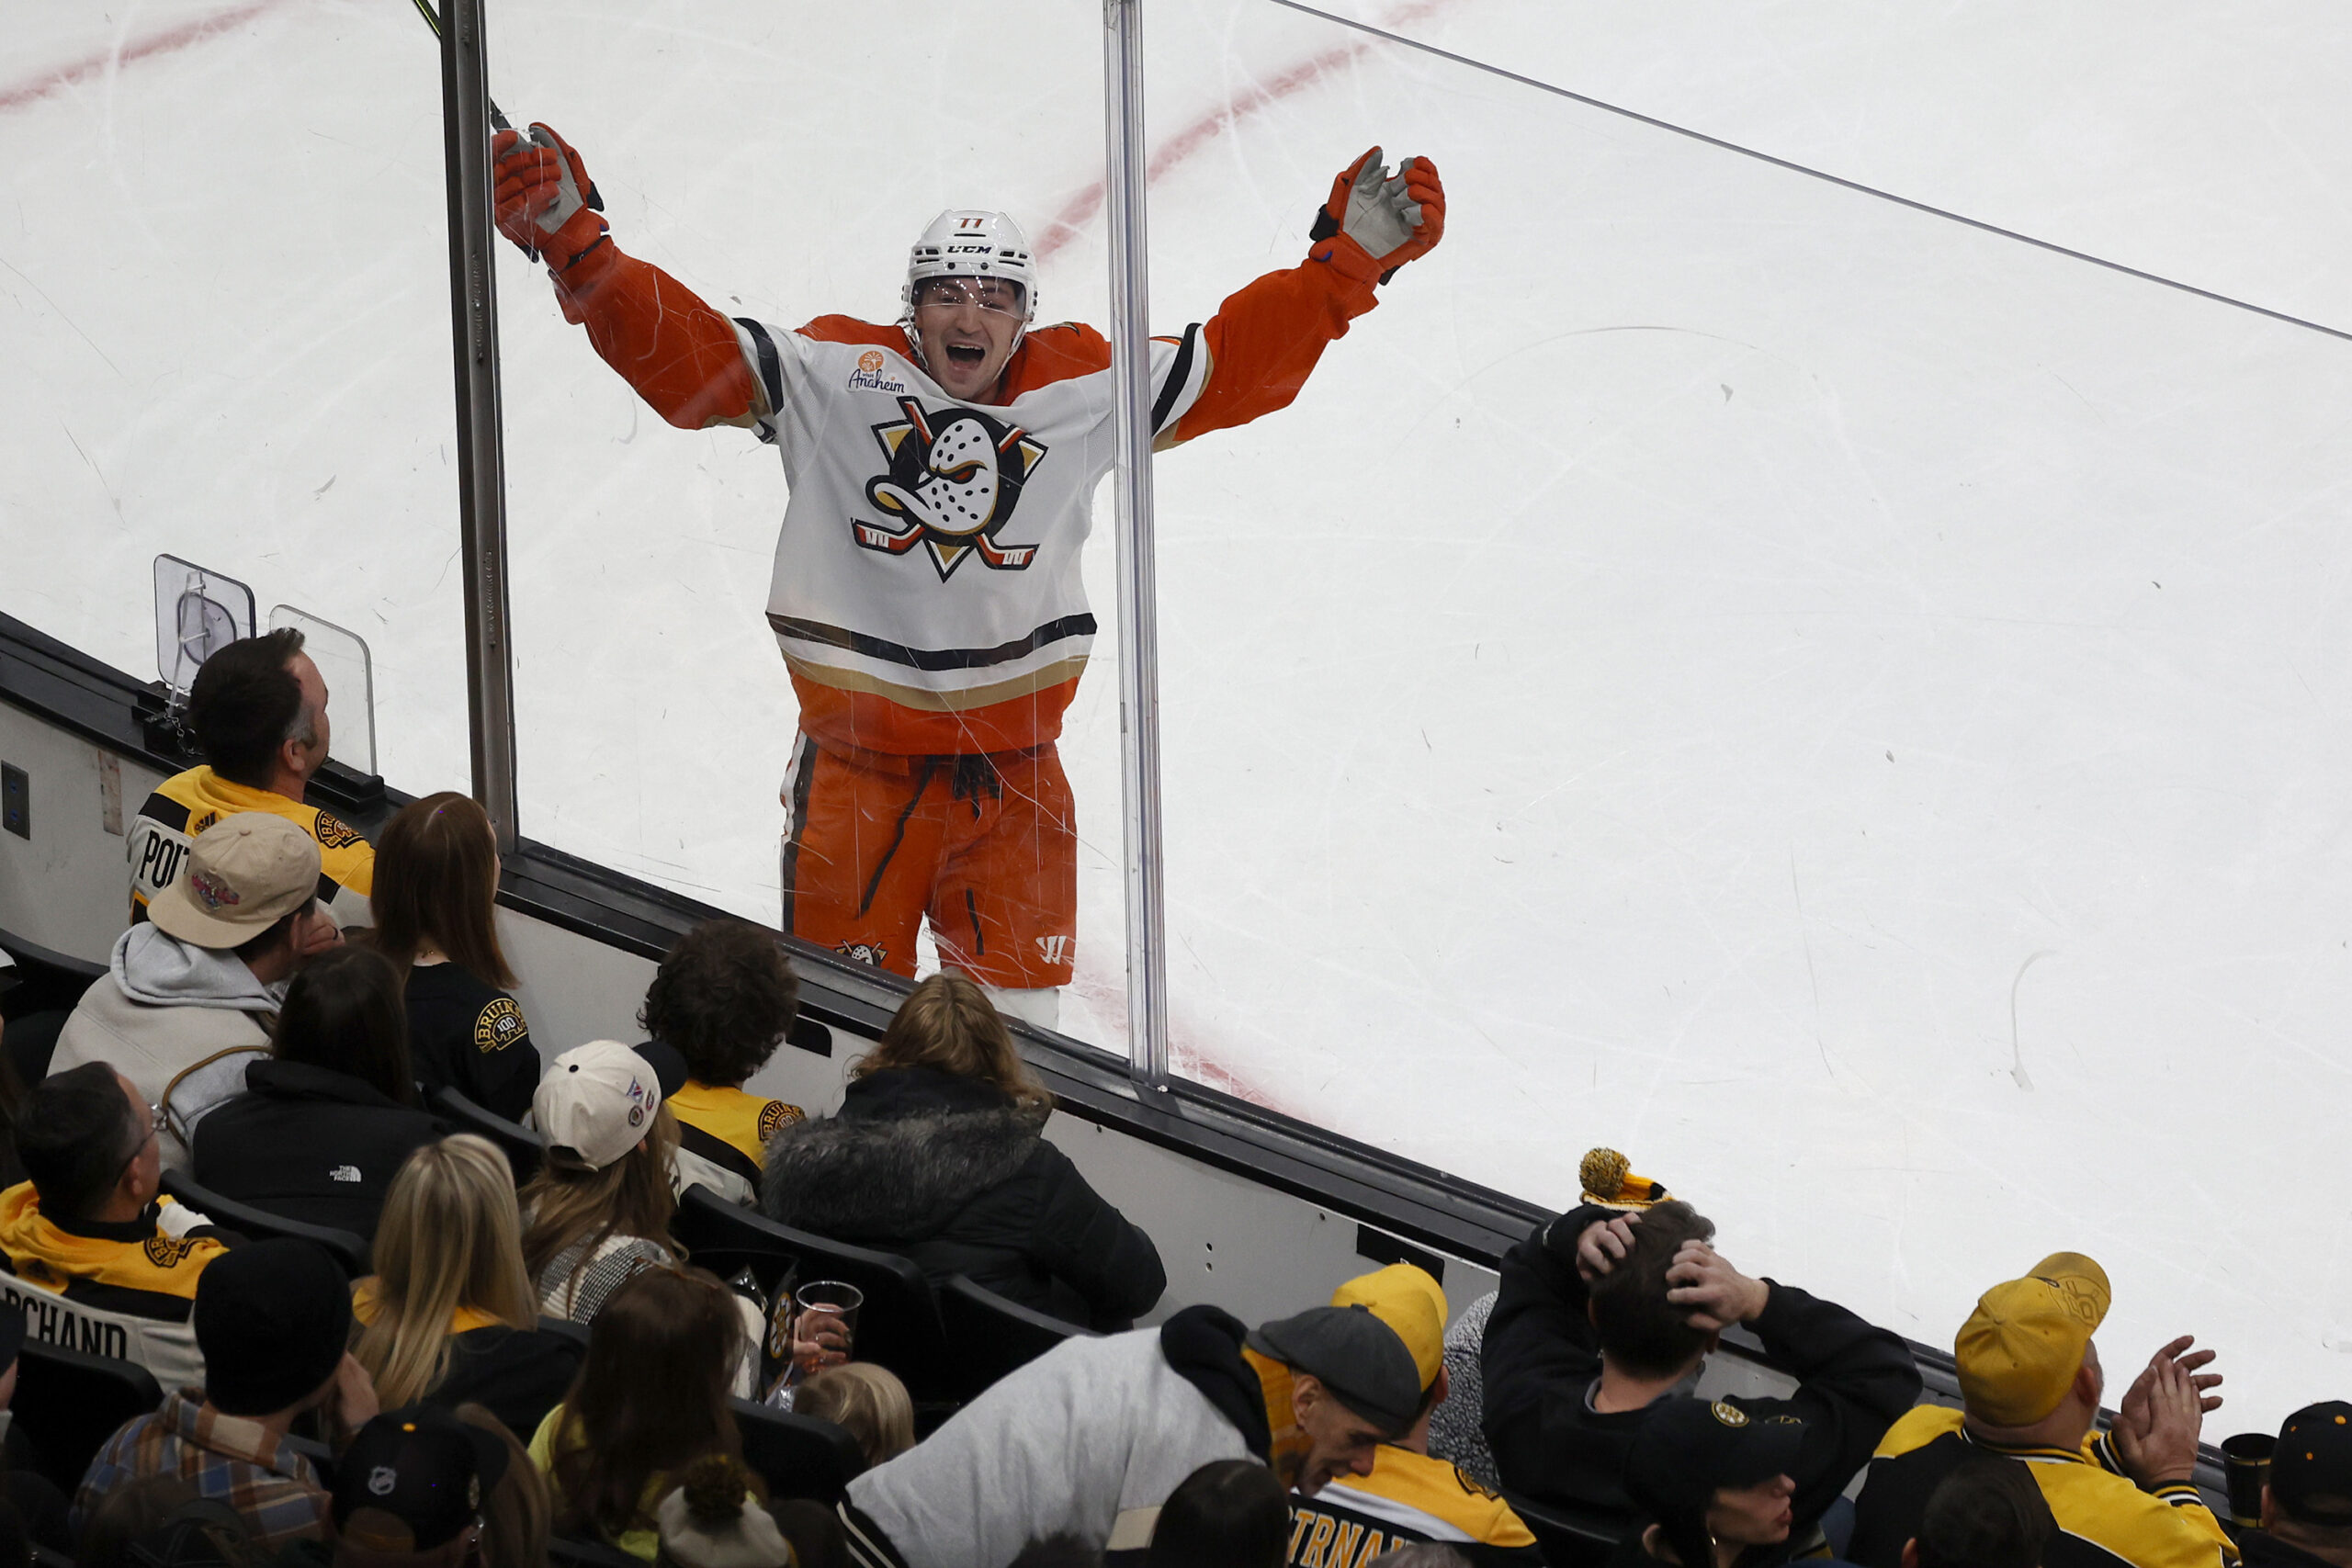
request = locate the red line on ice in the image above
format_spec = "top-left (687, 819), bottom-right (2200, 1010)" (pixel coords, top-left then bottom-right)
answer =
top-left (0, 2), bottom-right (285, 116)
top-left (1035, 0), bottom-right (1461, 262)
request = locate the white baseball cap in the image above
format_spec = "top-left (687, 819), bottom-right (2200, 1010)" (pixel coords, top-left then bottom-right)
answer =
top-left (534, 1040), bottom-right (662, 1169)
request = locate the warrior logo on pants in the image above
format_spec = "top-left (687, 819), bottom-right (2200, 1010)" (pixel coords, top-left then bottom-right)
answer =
top-left (854, 397), bottom-right (1050, 580)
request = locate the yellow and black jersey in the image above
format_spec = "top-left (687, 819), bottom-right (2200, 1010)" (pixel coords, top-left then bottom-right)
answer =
top-left (1287, 1446), bottom-right (1542, 1568)
top-left (1849, 1406), bottom-right (2235, 1568)
top-left (129, 766), bottom-right (374, 926)
top-left (0, 1182), bottom-right (222, 1391)
top-left (669, 1080), bottom-right (806, 1201)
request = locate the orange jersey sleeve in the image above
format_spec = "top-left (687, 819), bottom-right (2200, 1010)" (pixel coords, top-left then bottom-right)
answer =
top-left (1166, 254), bottom-right (1380, 446)
top-left (549, 240), bottom-right (758, 431)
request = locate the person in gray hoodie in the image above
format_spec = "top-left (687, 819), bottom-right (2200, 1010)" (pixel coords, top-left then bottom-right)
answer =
top-left (53, 812), bottom-right (336, 1169)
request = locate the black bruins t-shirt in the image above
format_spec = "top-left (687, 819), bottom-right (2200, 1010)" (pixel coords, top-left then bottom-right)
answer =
top-left (404, 963), bottom-right (540, 1123)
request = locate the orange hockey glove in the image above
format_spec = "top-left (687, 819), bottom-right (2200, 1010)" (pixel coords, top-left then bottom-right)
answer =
top-left (492, 122), bottom-right (605, 269)
top-left (1308, 146), bottom-right (1445, 286)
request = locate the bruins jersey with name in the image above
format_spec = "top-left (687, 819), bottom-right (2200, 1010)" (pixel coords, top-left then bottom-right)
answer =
top-left (0, 1183), bottom-right (222, 1392)
top-left (669, 1080), bottom-right (806, 1206)
top-left (1287, 1446), bottom-right (1542, 1568)
top-left (129, 766), bottom-right (374, 927)
top-left (1849, 1405), bottom-right (2235, 1568)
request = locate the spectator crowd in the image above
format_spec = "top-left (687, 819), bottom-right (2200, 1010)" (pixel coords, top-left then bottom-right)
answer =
top-left (0, 632), bottom-right (2297, 1568)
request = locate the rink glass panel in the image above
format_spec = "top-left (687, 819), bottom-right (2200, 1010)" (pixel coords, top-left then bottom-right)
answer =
top-left (0, 3), bottom-right (463, 796)
top-left (1141, 0), bottom-right (2352, 1426)
top-left (487, 2), bottom-right (1135, 1050)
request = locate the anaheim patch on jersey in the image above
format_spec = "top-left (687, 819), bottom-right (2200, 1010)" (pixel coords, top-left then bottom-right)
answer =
top-left (854, 397), bottom-right (1050, 581)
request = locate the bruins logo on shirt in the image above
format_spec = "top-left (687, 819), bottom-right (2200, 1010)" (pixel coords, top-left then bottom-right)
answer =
top-left (473, 997), bottom-right (527, 1054)
top-left (143, 1235), bottom-right (200, 1269)
top-left (312, 810), bottom-right (364, 851)
top-left (757, 1100), bottom-right (805, 1140)
top-left (852, 397), bottom-right (1050, 581)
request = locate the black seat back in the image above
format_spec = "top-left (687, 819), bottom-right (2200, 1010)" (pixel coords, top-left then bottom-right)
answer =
top-left (158, 1170), bottom-right (368, 1278)
top-left (673, 1188), bottom-right (948, 1401)
top-left (0, 928), bottom-right (105, 1021)
top-left (12, 1337), bottom-right (163, 1492)
top-left (431, 1087), bottom-right (543, 1184)
top-left (548, 1537), bottom-right (640, 1568)
top-left (936, 1274), bottom-right (1095, 1404)
top-left (731, 1398), bottom-right (864, 1504)
top-left (1504, 1494), bottom-right (1623, 1568)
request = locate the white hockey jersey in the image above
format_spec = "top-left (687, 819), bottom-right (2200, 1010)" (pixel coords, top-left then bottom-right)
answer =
top-left (730, 315), bottom-right (1207, 757)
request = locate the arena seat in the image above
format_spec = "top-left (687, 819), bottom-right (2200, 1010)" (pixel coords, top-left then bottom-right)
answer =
top-left (733, 1397), bottom-right (865, 1503)
top-left (11, 1337), bottom-right (163, 1493)
top-left (431, 1086), bottom-right (544, 1183)
top-left (0, 924), bottom-right (105, 1087)
top-left (1504, 1492), bottom-right (1621, 1568)
top-left (936, 1274), bottom-right (1096, 1404)
top-left (672, 1187), bottom-right (949, 1404)
top-left (548, 1537), bottom-right (641, 1568)
top-left (158, 1169), bottom-right (368, 1277)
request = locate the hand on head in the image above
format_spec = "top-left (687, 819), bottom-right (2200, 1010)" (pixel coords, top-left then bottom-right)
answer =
top-left (1664, 1241), bottom-right (1769, 1334)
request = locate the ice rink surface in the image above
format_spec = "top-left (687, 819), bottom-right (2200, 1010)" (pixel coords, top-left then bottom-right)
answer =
top-left (6, 0), bottom-right (2352, 1430)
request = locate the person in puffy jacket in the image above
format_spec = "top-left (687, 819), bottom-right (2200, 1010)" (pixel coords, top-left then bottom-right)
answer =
top-left (760, 975), bottom-right (1162, 1329)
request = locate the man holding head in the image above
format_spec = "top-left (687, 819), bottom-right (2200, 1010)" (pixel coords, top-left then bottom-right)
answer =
top-left (0, 1062), bottom-right (231, 1387)
top-left (2245, 1402), bottom-right (2352, 1568)
top-left (54, 813), bottom-right (339, 1168)
top-left (835, 1299), bottom-right (1423, 1568)
top-left (72, 1238), bottom-right (379, 1551)
top-left (129, 626), bottom-right (374, 929)
top-left (1283, 1264), bottom-right (1540, 1566)
top-left (1481, 1153), bottom-right (1920, 1539)
top-left (1846, 1254), bottom-right (2233, 1568)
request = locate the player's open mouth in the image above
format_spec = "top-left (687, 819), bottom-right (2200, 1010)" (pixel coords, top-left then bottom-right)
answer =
top-left (945, 344), bottom-right (986, 366)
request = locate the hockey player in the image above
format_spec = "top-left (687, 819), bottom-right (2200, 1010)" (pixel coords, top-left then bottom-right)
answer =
top-left (491, 128), bottom-right (1444, 1026)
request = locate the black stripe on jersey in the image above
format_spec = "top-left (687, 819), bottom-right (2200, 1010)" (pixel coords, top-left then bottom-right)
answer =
top-left (138, 793), bottom-right (190, 832)
top-left (676, 1120), bottom-right (763, 1189)
top-left (1151, 322), bottom-right (1201, 435)
top-left (734, 316), bottom-right (786, 431)
top-left (316, 872), bottom-right (340, 906)
top-left (767, 611), bottom-right (1097, 672)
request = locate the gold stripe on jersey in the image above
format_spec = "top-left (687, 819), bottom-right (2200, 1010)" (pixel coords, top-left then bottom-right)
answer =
top-left (1873, 1406), bottom-right (2235, 1568)
top-left (780, 652), bottom-right (1091, 714)
top-left (129, 766), bottom-right (375, 913)
top-left (668, 1080), bottom-right (806, 1168)
top-left (1297, 1446), bottom-right (1537, 1557)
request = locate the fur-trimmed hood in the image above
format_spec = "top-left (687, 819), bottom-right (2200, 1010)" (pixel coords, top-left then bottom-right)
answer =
top-left (760, 1066), bottom-right (1047, 1243)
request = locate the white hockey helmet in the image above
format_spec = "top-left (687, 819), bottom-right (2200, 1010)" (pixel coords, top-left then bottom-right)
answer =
top-left (900, 209), bottom-right (1039, 325)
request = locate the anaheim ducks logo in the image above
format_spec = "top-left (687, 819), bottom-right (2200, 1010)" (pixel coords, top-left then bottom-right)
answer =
top-left (853, 397), bottom-right (1048, 581)
top-left (312, 811), bottom-right (363, 851)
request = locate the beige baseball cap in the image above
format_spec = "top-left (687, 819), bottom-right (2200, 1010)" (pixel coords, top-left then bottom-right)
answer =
top-left (535, 1041), bottom-right (662, 1169)
top-left (149, 812), bottom-right (321, 948)
top-left (1955, 1251), bottom-right (2112, 1425)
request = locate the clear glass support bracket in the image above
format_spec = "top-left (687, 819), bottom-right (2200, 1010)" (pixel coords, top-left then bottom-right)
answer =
top-left (439, 0), bottom-right (520, 849)
top-left (1103, 0), bottom-right (1173, 1100)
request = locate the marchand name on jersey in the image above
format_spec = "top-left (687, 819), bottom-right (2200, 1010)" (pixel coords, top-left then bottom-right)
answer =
top-left (2, 1280), bottom-right (132, 1361)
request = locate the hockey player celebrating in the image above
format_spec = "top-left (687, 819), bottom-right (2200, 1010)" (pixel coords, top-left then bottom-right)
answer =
top-left (491, 127), bottom-right (1443, 1026)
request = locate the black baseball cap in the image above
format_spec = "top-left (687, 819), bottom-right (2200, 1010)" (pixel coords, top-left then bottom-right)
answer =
top-left (2275, 1402), bottom-right (2352, 1526)
top-left (334, 1405), bottom-right (511, 1551)
top-left (1624, 1397), bottom-right (1808, 1517)
top-left (1246, 1304), bottom-right (1421, 1432)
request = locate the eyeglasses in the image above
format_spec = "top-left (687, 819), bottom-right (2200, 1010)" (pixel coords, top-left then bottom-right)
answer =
top-left (116, 1103), bottom-right (164, 1184)
top-left (913, 278), bottom-right (1025, 318)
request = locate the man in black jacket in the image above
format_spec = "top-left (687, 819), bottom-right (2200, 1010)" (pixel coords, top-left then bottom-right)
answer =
top-left (1480, 1188), bottom-right (1920, 1547)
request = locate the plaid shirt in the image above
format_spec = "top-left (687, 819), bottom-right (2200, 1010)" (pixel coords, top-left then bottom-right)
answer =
top-left (70, 1391), bottom-right (329, 1550)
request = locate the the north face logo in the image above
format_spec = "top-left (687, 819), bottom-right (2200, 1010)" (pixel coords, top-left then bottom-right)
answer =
top-left (852, 397), bottom-right (1048, 580)
top-left (329, 1165), bottom-right (362, 1183)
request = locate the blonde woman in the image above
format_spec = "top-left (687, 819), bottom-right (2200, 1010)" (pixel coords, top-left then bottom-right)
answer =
top-left (761, 974), bottom-right (1164, 1329)
top-left (355, 1134), bottom-right (582, 1438)
top-left (790, 1361), bottom-right (915, 1471)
